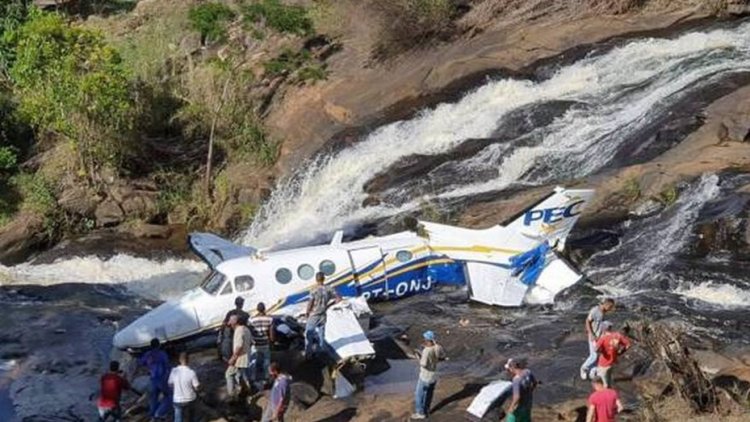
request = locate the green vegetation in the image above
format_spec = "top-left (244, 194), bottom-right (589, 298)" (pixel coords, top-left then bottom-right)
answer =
top-left (188, 2), bottom-right (235, 45)
top-left (623, 177), bottom-right (642, 202)
top-left (243, 0), bottom-right (313, 36)
top-left (10, 10), bottom-right (135, 176)
top-left (657, 184), bottom-right (679, 206)
top-left (265, 48), bottom-right (328, 83)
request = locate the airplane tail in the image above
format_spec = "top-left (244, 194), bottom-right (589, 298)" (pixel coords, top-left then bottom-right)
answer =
top-left (507, 187), bottom-right (595, 250)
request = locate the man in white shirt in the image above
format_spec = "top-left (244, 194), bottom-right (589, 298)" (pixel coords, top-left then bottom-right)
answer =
top-left (168, 352), bottom-right (200, 422)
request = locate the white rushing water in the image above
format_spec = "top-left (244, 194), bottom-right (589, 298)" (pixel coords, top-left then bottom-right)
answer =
top-left (244, 23), bottom-right (750, 248)
top-left (585, 173), bottom-right (721, 290)
top-left (675, 281), bottom-right (750, 308)
top-left (0, 255), bottom-right (207, 300)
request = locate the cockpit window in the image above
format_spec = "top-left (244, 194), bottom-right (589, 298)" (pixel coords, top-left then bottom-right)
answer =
top-left (235, 275), bottom-right (254, 292)
top-left (201, 271), bottom-right (226, 295)
top-left (275, 268), bottom-right (293, 284)
top-left (220, 282), bottom-right (233, 296)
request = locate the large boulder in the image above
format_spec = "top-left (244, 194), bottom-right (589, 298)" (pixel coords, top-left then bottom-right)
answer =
top-left (0, 213), bottom-right (45, 265)
top-left (56, 185), bottom-right (100, 216)
top-left (94, 199), bottom-right (124, 227)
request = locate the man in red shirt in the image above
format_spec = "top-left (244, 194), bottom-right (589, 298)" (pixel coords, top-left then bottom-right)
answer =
top-left (586, 376), bottom-right (623, 422)
top-left (595, 322), bottom-right (631, 388)
top-left (97, 361), bottom-right (137, 422)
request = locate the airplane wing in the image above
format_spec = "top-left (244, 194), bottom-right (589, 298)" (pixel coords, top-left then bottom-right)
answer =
top-left (466, 380), bottom-right (512, 418)
top-left (277, 297), bottom-right (375, 362)
top-left (188, 233), bottom-right (257, 269)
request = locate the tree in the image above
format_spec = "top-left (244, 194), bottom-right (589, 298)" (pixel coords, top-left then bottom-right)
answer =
top-left (9, 9), bottom-right (135, 180)
top-left (188, 2), bottom-right (235, 46)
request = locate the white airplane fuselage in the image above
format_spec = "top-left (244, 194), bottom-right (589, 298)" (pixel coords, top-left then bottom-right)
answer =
top-left (113, 187), bottom-right (595, 350)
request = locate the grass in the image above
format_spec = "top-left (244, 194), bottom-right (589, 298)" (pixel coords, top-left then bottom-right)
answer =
top-left (623, 177), bottom-right (642, 202)
top-left (188, 2), bottom-right (236, 45)
top-left (243, 0), bottom-right (313, 36)
top-left (656, 184), bottom-right (679, 206)
top-left (264, 48), bottom-right (328, 84)
top-left (372, 0), bottom-right (457, 60)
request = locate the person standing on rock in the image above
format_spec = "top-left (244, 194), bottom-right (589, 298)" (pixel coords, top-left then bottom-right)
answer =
top-left (595, 322), bottom-right (631, 388)
top-left (96, 360), bottom-right (138, 422)
top-left (227, 314), bottom-right (253, 399)
top-left (580, 298), bottom-right (616, 380)
top-left (168, 352), bottom-right (200, 422)
top-left (304, 272), bottom-right (341, 359)
top-left (262, 362), bottom-right (292, 422)
top-left (411, 330), bottom-right (446, 420)
top-left (250, 301), bottom-right (275, 390)
top-left (218, 296), bottom-right (249, 361)
top-left (504, 358), bottom-right (538, 422)
top-left (586, 375), bottom-right (623, 422)
top-left (138, 338), bottom-right (172, 420)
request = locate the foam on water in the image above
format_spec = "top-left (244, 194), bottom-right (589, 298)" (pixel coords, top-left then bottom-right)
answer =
top-left (675, 282), bottom-right (750, 308)
top-left (0, 255), bottom-right (207, 300)
top-left (244, 23), bottom-right (750, 248)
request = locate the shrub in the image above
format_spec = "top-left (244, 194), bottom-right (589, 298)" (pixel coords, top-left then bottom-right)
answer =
top-left (12, 172), bottom-right (56, 217)
top-left (0, 0), bottom-right (30, 77)
top-left (10, 10), bottom-right (135, 177)
top-left (373, 0), bottom-right (457, 60)
top-left (243, 0), bottom-right (313, 36)
top-left (263, 48), bottom-right (327, 84)
top-left (188, 2), bottom-right (235, 45)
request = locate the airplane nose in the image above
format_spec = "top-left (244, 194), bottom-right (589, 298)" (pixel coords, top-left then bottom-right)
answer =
top-left (112, 299), bottom-right (201, 350)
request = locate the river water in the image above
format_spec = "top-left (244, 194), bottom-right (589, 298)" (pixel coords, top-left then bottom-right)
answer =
top-left (2, 19), bottom-right (750, 421)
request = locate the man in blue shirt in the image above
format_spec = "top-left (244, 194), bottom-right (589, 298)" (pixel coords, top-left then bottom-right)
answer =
top-left (138, 338), bottom-right (172, 420)
top-left (262, 362), bottom-right (291, 422)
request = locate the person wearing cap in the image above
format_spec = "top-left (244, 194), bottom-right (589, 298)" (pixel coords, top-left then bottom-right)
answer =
top-left (218, 296), bottom-right (250, 362)
top-left (586, 375), bottom-right (623, 422)
top-left (505, 358), bottom-right (537, 422)
top-left (304, 272), bottom-right (341, 359)
top-left (581, 298), bottom-right (616, 380)
top-left (594, 322), bottom-right (631, 388)
top-left (411, 330), bottom-right (446, 420)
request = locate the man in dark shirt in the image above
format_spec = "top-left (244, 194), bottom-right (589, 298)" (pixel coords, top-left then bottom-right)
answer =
top-left (505, 358), bottom-right (538, 422)
top-left (97, 360), bottom-right (137, 422)
top-left (304, 272), bottom-right (340, 358)
top-left (218, 296), bottom-right (249, 361)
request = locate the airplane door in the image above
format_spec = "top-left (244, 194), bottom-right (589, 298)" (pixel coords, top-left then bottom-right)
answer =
top-left (349, 247), bottom-right (388, 300)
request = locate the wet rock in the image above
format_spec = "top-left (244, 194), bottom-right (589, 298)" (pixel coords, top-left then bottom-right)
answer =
top-left (728, 0), bottom-right (750, 16)
top-left (0, 213), bottom-right (45, 265)
top-left (57, 185), bottom-right (100, 216)
top-left (95, 199), bottom-right (125, 227)
top-left (291, 381), bottom-right (320, 407)
top-left (630, 199), bottom-right (664, 218)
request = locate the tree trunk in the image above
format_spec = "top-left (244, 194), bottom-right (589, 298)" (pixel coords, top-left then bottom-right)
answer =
top-left (204, 76), bottom-right (232, 196)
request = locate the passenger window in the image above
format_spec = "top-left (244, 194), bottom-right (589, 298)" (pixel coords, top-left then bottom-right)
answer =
top-left (298, 264), bottom-right (315, 280)
top-left (235, 275), bottom-right (254, 292)
top-left (319, 260), bottom-right (336, 276)
top-left (275, 268), bottom-right (293, 284)
top-left (396, 250), bottom-right (413, 262)
top-left (220, 281), bottom-right (233, 295)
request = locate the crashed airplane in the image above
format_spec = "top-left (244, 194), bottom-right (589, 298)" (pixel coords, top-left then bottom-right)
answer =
top-left (113, 187), bottom-right (595, 358)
